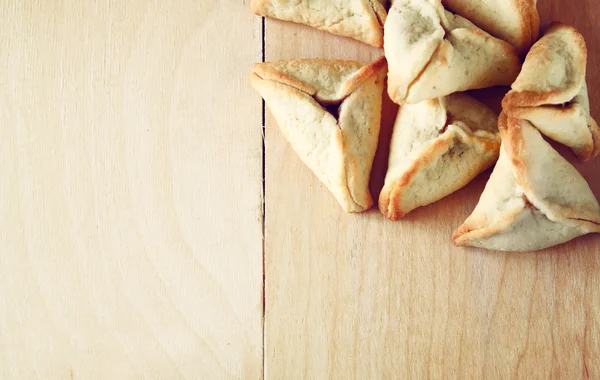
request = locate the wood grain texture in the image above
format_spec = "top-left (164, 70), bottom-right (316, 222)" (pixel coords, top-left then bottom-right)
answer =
top-left (0, 1), bottom-right (263, 379)
top-left (264, 3), bottom-right (600, 379)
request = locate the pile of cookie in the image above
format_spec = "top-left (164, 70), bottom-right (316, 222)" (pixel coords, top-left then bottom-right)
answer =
top-left (249, 0), bottom-right (600, 252)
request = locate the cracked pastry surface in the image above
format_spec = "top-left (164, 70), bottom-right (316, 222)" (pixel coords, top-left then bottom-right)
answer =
top-left (250, 57), bottom-right (387, 213)
top-left (453, 114), bottom-right (600, 252)
top-left (251, 0), bottom-right (387, 48)
top-left (384, 0), bottom-right (521, 105)
top-left (379, 93), bottom-right (500, 220)
top-left (502, 23), bottom-right (600, 161)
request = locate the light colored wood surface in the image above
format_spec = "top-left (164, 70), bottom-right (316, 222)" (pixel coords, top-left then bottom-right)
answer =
top-left (264, 3), bottom-right (600, 380)
top-left (0, 1), bottom-right (262, 379)
top-left (3, 1), bottom-right (600, 378)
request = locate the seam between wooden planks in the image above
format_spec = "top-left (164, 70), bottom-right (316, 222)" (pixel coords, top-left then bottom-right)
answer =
top-left (261, 14), bottom-right (267, 380)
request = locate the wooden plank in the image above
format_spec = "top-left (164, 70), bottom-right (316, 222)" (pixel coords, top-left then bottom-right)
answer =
top-left (0, 1), bottom-right (263, 379)
top-left (264, 3), bottom-right (600, 379)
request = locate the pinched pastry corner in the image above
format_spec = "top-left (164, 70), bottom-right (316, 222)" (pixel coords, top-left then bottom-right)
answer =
top-left (250, 57), bottom-right (388, 213)
top-left (384, 0), bottom-right (521, 105)
top-left (379, 93), bottom-right (500, 220)
top-left (442, 0), bottom-right (540, 54)
top-left (453, 113), bottom-right (600, 252)
top-left (503, 22), bottom-right (600, 161)
top-left (251, 0), bottom-right (387, 48)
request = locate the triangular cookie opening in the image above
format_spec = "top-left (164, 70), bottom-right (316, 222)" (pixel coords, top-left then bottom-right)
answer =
top-left (323, 103), bottom-right (342, 121)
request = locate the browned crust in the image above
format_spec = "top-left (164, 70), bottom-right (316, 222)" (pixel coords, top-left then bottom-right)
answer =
top-left (249, 72), bottom-right (356, 210)
top-left (248, 71), bottom-right (264, 90)
top-left (570, 115), bottom-right (600, 161)
top-left (251, 57), bottom-right (387, 101)
top-left (505, 104), bottom-right (598, 161)
top-left (502, 22), bottom-right (587, 110)
top-left (250, 0), bottom-right (263, 15)
top-left (451, 202), bottom-right (526, 246)
top-left (379, 130), bottom-right (500, 221)
top-left (251, 62), bottom-right (316, 96)
top-left (379, 137), bottom-right (453, 221)
top-left (452, 113), bottom-right (526, 246)
top-left (250, 0), bottom-right (387, 48)
top-left (453, 113), bottom-right (600, 246)
top-left (502, 22), bottom-right (597, 162)
top-left (369, 0), bottom-right (387, 30)
top-left (500, 113), bottom-right (600, 224)
top-left (341, 56), bottom-right (388, 98)
top-left (503, 89), bottom-right (567, 112)
top-left (250, 57), bottom-right (387, 103)
top-left (358, 0), bottom-right (387, 47)
top-left (250, 59), bottom-right (386, 213)
top-left (515, 0), bottom-right (540, 53)
top-left (442, 0), bottom-right (539, 53)
top-left (401, 29), bottom-right (519, 104)
top-left (506, 104), bottom-right (580, 120)
top-left (591, 117), bottom-right (600, 160)
top-left (344, 151), bottom-right (375, 211)
top-left (341, 68), bottom-right (386, 211)
top-left (332, 127), bottom-right (373, 211)
top-left (498, 113), bottom-right (526, 183)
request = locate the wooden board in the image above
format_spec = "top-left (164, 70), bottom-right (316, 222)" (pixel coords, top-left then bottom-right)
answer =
top-left (2, 1), bottom-right (600, 378)
top-left (0, 1), bottom-right (262, 379)
top-left (264, 2), bottom-right (600, 379)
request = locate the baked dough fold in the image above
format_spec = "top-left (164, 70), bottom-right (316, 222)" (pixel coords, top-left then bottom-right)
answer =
top-left (251, 0), bottom-right (387, 48)
top-left (453, 114), bottom-right (600, 252)
top-left (380, 93), bottom-right (500, 220)
top-left (442, 0), bottom-right (539, 54)
top-left (384, 0), bottom-right (521, 104)
top-left (503, 23), bottom-right (600, 161)
top-left (250, 57), bottom-right (388, 213)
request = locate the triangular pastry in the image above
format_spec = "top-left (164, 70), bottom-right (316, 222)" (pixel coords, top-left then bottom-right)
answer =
top-left (503, 23), bottom-right (600, 161)
top-left (250, 0), bottom-right (387, 48)
top-left (441, 0), bottom-right (539, 54)
top-left (379, 93), bottom-right (501, 220)
top-left (384, 0), bottom-right (521, 105)
top-left (453, 114), bottom-right (600, 252)
top-left (250, 57), bottom-right (387, 213)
